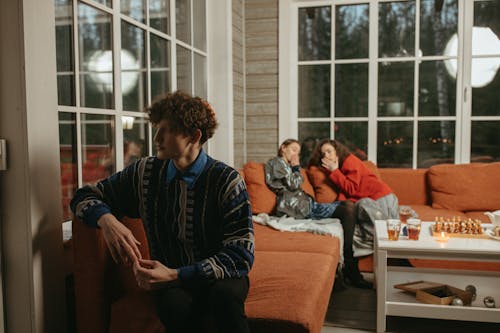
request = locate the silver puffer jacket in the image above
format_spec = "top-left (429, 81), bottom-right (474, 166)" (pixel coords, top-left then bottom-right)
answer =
top-left (264, 156), bottom-right (312, 219)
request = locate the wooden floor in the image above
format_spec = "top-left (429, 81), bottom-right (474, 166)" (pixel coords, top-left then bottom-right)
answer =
top-left (323, 273), bottom-right (500, 333)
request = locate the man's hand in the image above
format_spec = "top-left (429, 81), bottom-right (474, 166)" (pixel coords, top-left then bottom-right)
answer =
top-left (133, 259), bottom-right (179, 290)
top-left (321, 157), bottom-right (339, 172)
top-left (97, 213), bottom-right (142, 265)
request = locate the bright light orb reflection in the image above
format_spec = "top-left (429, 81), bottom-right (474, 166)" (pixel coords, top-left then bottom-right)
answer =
top-left (444, 27), bottom-right (500, 88)
top-left (87, 50), bottom-right (140, 94)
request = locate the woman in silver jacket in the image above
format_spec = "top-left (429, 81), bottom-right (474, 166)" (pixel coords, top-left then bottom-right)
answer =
top-left (264, 138), bottom-right (372, 289)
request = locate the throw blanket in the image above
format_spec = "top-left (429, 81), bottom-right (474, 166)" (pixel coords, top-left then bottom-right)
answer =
top-left (253, 213), bottom-right (344, 264)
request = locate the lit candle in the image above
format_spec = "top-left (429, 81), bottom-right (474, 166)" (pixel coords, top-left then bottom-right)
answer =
top-left (436, 231), bottom-right (449, 242)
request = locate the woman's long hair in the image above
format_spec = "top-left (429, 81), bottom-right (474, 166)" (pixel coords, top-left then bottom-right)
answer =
top-left (307, 139), bottom-right (351, 168)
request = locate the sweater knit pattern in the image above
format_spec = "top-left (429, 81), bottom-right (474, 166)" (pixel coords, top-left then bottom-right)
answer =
top-left (71, 156), bottom-right (254, 281)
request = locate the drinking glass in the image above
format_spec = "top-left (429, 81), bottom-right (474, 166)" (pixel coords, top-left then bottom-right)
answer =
top-left (386, 219), bottom-right (401, 241)
top-left (407, 218), bottom-right (422, 240)
top-left (399, 206), bottom-right (412, 223)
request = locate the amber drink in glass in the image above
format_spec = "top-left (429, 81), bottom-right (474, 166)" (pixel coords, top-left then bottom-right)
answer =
top-left (386, 219), bottom-right (401, 241)
top-left (407, 218), bottom-right (421, 240)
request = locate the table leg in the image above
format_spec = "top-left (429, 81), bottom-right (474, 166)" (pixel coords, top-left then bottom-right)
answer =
top-left (376, 249), bottom-right (387, 333)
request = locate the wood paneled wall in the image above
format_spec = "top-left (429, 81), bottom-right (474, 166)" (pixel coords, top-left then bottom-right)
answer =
top-left (233, 0), bottom-right (245, 169)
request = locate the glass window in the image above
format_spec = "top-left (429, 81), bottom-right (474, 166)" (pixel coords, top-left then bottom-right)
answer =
top-left (121, 21), bottom-right (147, 111)
top-left (123, 116), bottom-right (149, 167)
top-left (284, 0), bottom-right (500, 168)
top-left (177, 45), bottom-right (192, 93)
top-left (121, 0), bottom-right (146, 24)
top-left (81, 114), bottom-right (115, 185)
top-left (193, 0), bottom-right (206, 51)
top-left (379, 1), bottom-right (416, 58)
top-left (55, 0), bottom-right (75, 106)
top-left (55, 0), bottom-right (208, 221)
top-left (176, 0), bottom-right (191, 44)
top-left (298, 65), bottom-right (330, 118)
top-left (59, 112), bottom-right (77, 221)
top-left (150, 0), bottom-right (170, 34)
top-left (78, 3), bottom-right (114, 109)
top-left (298, 6), bottom-right (331, 61)
top-left (335, 4), bottom-right (369, 59)
top-left (378, 61), bottom-right (414, 117)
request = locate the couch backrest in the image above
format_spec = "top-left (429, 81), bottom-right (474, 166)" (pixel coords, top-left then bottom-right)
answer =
top-left (241, 161), bottom-right (315, 215)
top-left (428, 162), bottom-right (500, 211)
top-left (378, 168), bottom-right (430, 205)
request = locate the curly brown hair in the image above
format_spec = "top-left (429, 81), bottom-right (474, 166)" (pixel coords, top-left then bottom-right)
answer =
top-left (307, 139), bottom-right (352, 168)
top-left (146, 91), bottom-right (218, 144)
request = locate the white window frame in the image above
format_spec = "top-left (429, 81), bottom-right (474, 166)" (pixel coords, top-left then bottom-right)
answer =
top-left (279, 0), bottom-right (500, 168)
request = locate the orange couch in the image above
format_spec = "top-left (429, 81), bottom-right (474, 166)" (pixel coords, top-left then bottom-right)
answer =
top-left (72, 162), bottom-right (340, 333)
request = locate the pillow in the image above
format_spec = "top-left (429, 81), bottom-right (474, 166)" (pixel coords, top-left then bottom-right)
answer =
top-left (428, 162), bottom-right (500, 211)
top-left (306, 166), bottom-right (338, 203)
top-left (243, 162), bottom-right (277, 214)
top-left (242, 161), bottom-right (316, 214)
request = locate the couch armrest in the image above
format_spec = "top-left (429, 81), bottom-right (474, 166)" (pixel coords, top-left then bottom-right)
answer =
top-left (73, 217), bottom-right (113, 333)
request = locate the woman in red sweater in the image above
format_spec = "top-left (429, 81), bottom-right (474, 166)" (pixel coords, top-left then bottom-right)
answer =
top-left (308, 139), bottom-right (399, 284)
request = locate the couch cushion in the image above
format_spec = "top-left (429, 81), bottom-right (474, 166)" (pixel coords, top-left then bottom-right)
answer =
top-left (253, 223), bottom-right (340, 258)
top-left (378, 168), bottom-right (429, 205)
top-left (428, 162), bottom-right (500, 211)
top-left (246, 250), bottom-right (337, 333)
top-left (306, 166), bottom-right (338, 203)
top-left (243, 162), bottom-right (315, 214)
top-left (464, 211), bottom-right (490, 223)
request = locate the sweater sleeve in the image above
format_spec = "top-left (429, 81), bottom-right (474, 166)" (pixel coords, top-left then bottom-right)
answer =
top-left (70, 160), bottom-right (142, 227)
top-left (328, 154), bottom-right (363, 198)
top-left (178, 170), bottom-right (254, 281)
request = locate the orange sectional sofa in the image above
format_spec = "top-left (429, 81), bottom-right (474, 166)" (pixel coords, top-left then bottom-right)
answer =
top-left (71, 161), bottom-right (500, 332)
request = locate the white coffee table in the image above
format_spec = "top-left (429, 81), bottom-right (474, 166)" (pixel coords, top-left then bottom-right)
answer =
top-left (374, 220), bottom-right (500, 332)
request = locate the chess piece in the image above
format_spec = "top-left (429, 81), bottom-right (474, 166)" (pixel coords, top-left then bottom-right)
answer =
top-left (451, 297), bottom-right (464, 306)
top-left (483, 296), bottom-right (496, 308)
top-left (465, 285), bottom-right (477, 301)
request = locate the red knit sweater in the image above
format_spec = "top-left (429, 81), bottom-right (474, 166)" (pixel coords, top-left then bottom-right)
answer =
top-left (328, 154), bottom-right (392, 202)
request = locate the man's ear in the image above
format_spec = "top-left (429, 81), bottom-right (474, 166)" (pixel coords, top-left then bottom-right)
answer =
top-left (191, 129), bottom-right (202, 144)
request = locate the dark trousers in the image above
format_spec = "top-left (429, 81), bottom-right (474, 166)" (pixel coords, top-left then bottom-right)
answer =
top-left (156, 276), bottom-right (250, 333)
top-left (331, 200), bottom-right (356, 260)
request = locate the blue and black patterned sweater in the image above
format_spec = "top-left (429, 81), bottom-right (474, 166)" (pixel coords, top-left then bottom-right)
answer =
top-left (70, 155), bottom-right (254, 281)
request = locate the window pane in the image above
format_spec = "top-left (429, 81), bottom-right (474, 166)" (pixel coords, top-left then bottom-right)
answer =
top-left (335, 4), bottom-right (369, 59)
top-left (298, 122), bottom-right (330, 167)
top-left (471, 57), bottom-right (500, 116)
top-left (379, 1), bottom-right (415, 57)
top-left (194, 53), bottom-right (206, 98)
top-left (59, 112), bottom-right (77, 221)
top-left (193, 0), bottom-right (206, 51)
top-left (151, 34), bottom-right (171, 99)
top-left (417, 121), bottom-right (455, 168)
top-left (78, 3), bottom-right (114, 109)
top-left (176, 0), bottom-right (191, 44)
top-left (419, 60), bottom-right (456, 116)
top-left (378, 61), bottom-right (414, 116)
top-left (81, 114), bottom-right (115, 185)
top-left (335, 63), bottom-right (368, 117)
top-left (123, 116), bottom-right (149, 167)
top-left (121, 21), bottom-right (147, 111)
top-left (91, 0), bottom-right (112, 8)
top-left (149, 0), bottom-right (170, 34)
top-left (55, 0), bottom-right (75, 106)
top-left (471, 121), bottom-right (500, 162)
top-left (420, 0), bottom-right (458, 56)
top-left (377, 121), bottom-right (413, 168)
top-left (176, 46), bottom-right (192, 93)
top-left (334, 121), bottom-right (368, 161)
top-left (298, 64), bottom-right (330, 118)
top-left (474, 1), bottom-right (500, 57)
top-left (121, 0), bottom-right (146, 23)
top-left (298, 6), bottom-right (331, 61)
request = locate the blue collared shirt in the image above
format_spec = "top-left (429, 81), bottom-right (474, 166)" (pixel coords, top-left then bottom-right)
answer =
top-left (165, 149), bottom-right (207, 189)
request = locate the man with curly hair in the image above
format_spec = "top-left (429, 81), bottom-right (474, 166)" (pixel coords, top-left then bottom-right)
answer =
top-left (71, 91), bottom-right (254, 332)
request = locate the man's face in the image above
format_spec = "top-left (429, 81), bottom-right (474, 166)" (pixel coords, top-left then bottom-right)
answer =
top-left (153, 119), bottom-right (191, 160)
